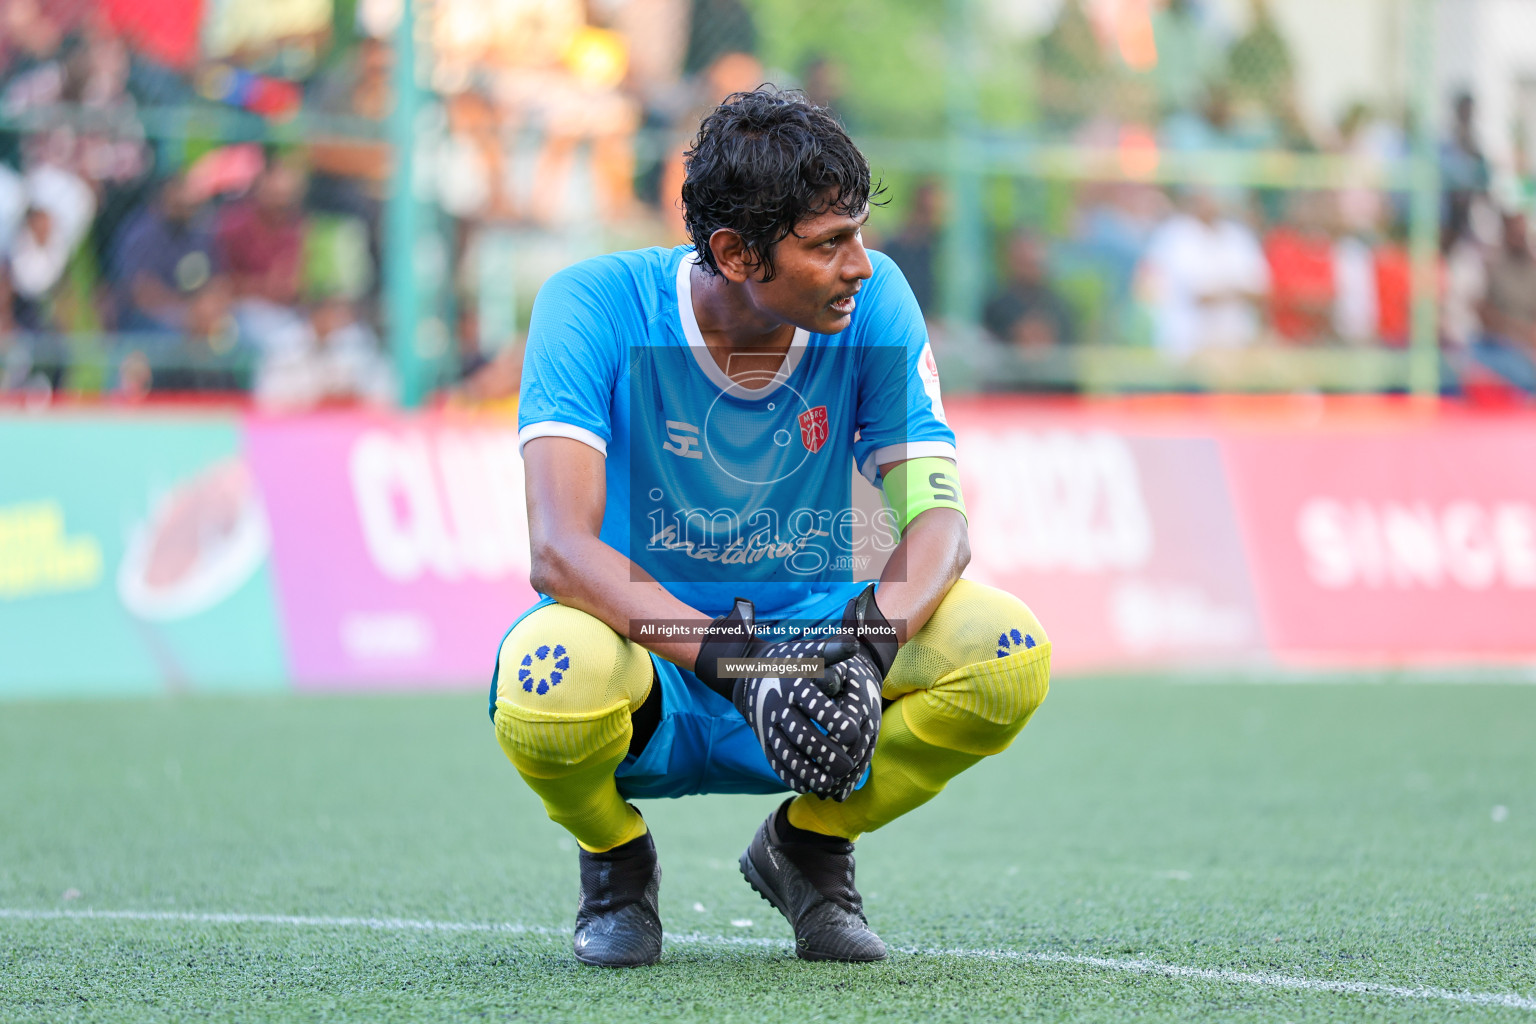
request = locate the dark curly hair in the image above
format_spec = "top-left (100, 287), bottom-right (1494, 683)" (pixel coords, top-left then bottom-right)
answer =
top-left (681, 88), bottom-right (884, 281)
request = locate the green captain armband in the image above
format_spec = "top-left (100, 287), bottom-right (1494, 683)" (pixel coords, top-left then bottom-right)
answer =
top-left (880, 456), bottom-right (967, 533)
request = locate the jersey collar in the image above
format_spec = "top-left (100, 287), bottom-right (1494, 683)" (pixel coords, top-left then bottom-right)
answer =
top-left (675, 252), bottom-right (807, 400)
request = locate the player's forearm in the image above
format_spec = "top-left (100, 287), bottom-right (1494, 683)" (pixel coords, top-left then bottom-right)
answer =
top-left (529, 532), bottom-right (709, 667)
top-left (873, 507), bottom-right (970, 644)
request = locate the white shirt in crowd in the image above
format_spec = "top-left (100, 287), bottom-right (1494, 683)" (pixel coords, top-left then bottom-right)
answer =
top-left (4, 164), bottom-right (96, 300)
top-left (1141, 212), bottom-right (1270, 359)
top-left (253, 319), bottom-right (397, 410)
top-left (1332, 235), bottom-right (1379, 344)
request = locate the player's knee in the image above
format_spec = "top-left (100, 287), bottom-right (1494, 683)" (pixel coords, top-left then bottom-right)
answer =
top-left (494, 603), bottom-right (653, 718)
top-left (945, 579), bottom-right (1050, 667)
top-left (898, 582), bottom-right (1052, 755)
top-left (492, 604), bottom-right (650, 777)
top-left (895, 579), bottom-right (1052, 691)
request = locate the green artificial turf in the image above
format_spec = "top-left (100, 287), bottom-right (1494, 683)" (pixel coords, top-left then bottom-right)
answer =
top-left (1, 680), bottom-right (1533, 1022)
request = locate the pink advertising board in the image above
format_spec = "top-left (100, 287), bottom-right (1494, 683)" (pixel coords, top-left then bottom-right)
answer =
top-left (245, 413), bottom-right (538, 688)
top-left (1222, 423), bottom-right (1536, 663)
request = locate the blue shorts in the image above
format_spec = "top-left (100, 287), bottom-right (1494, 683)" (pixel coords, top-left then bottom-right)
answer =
top-left (488, 584), bottom-right (870, 800)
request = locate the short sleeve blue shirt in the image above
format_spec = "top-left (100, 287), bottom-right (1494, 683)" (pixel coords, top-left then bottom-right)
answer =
top-left (517, 245), bottom-right (956, 620)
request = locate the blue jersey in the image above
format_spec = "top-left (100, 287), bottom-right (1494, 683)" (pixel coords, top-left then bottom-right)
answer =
top-left (517, 245), bottom-right (955, 621)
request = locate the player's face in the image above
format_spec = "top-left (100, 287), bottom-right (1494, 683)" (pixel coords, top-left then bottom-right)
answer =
top-left (752, 205), bottom-right (874, 335)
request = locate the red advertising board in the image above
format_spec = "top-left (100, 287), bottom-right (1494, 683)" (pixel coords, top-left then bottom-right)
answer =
top-left (945, 404), bottom-right (1266, 672)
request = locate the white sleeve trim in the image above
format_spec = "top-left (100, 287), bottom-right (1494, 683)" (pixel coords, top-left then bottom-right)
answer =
top-left (859, 440), bottom-right (958, 482)
top-left (518, 421), bottom-right (609, 457)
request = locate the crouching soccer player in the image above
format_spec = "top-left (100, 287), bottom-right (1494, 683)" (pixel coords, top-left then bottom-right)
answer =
top-left (489, 88), bottom-right (1052, 965)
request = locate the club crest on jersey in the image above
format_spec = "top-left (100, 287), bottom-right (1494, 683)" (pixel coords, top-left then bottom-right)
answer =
top-left (798, 405), bottom-right (829, 453)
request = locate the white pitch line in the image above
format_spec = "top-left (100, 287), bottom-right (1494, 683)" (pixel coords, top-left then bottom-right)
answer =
top-left (3, 908), bottom-right (1533, 1012)
top-left (0, 908), bottom-right (566, 938)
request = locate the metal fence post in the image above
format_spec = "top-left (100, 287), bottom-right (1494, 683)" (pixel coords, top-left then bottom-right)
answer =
top-left (1408, 0), bottom-right (1441, 399)
top-left (385, 0), bottom-right (429, 408)
top-left (941, 0), bottom-right (985, 334)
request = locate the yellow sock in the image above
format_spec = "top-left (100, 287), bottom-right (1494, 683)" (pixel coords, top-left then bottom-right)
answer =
top-left (789, 602), bottom-right (1052, 841)
top-left (495, 700), bottom-right (648, 852)
top-left (492, 603), bottom-right (653, 853)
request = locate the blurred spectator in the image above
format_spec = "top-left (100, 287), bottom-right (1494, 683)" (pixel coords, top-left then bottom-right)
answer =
top-left (1140, 187), bottom-right (1269, 359)
top-left (1335, 102), bottom-right (1406, 236)
top-left (682, 0), bottom-right (757, 76)
top-left (0, 261), bottom-right (60, 396)
top-left (438, 328), bottom-right (522, 412)
top-left (0, 162), bottom-right (23, 250)
top-left (801, 54), bottom-right (857, 131)
top-left (202, 0), bottom-right (329, 79)
top-left (1148, 0), bottom-right (1222, 118)
top-left (1372, 226), bottom-right (1411, 347)
top-left (1264, 191), bottom-right (1335, 343)
top-left (983, 230), bottom-right (1075, 349)
top-left (0, 0), bottom-right (92, 92)
top-left (436, 89), bottom-right (516, 222)
top-left (1471, 211), bottom-right (1536, 394)
top-left (1162, 85), bottom-right (1276, 153)
top-left (253, 297), bottom-right (395, 409)
top-left (615, 0), bottom-right (688, 100)
top-left (0, 265), bottom-right (22, 388)
top-left (1074, 182), bottom-right (1167, 306)
top-left (1441, 90), bottom-right (1491, 244)
top-left (95, 0), bottom-right (202, 79)
top-left (1226, 0), bottom-right (1294, 122)
top-left (1332, 226), bottom-right (1378, 346)
top-left (533, 14), bottom-right (640, 225)
top-left (1370, 220), bottom-right (1438, 349)
top-left (1442, 226), bottom-right (1487, 349)
top-left (5, 163), bottom-right (95, 329)
top-left (110, 174), bottom-right (227, 336)
top-left (476, 0), bottom-right (638, 226)
top-left (880, 180), bottom-right (941, 318)
top-left (306, 34), bottom-right (392, 293)
top-left (661, 50), bottom-right (763, 234)
top-left (435, 0), bottom-right (580, 87)
top-left (1, 28), bottom-right (152, 251)
top-left (1037, 0), bottom-right (1106, 132)
top-left (215, 160), bottom-right (308, 349)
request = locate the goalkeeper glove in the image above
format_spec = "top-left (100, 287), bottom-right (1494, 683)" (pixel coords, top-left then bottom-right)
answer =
top-left (695, 598), bottom-right (879, 799)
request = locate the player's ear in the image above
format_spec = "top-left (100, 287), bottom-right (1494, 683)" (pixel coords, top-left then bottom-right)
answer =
top-left (708, 228), bottom-right (755, 284)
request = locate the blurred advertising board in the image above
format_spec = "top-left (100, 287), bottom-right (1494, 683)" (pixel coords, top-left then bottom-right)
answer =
top-left (1223, 426), bottom-right (1536, 664)
top-left (0, 415), bottom-right (286, 697)
top-left (5, 401), bottom-right (1536, 698)
top-left (947, 403), bottom-right (1266, 673)
top-left (951, 399), bottom-right (1536, 671)
top-left (245, 415), bottom-right (537, 688)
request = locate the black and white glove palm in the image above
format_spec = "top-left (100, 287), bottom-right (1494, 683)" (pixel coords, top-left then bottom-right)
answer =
top-left (812, 583), bottom-right (898, 799)
top-left (695, 598), bottom-right (880, 800)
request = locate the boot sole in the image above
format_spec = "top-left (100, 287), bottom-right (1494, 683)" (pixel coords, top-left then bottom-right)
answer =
top-left (574, 950), bottom-right (659, 968)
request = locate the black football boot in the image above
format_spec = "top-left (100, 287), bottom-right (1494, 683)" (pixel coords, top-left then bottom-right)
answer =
top-left (739, 799), bottom-right (887, 962)
top-left (573, 829), bottom-right (663, 966)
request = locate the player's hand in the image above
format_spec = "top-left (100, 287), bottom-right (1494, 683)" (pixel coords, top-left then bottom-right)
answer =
top-left (827, 583), bottom-right (899, 680)
top-left (694, 599), bottom-right (877, 799)
top-left (808, 584), bottom-right (896, 801)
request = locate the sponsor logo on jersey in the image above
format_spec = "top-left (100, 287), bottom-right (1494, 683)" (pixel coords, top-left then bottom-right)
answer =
top-left (798, 406), bottom-right (829, 453)
top-left (919, 342), bottom-right (948, 425)
top-left (663, 420), bottom-right (703, 459)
